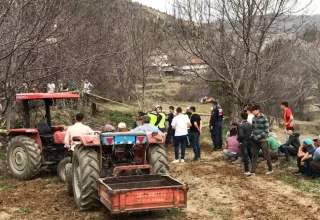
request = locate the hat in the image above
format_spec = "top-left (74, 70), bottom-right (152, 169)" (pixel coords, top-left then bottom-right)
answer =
top-left (186, 106), bottom-right (191, 110)
top-left (302, 139), bottom-right (313, 146)
top-left (104, 124), bottom-right (115, 132)
top-left (155, 105), bottom-right (162, 109)
top-left (118, 122), bottom-right (127, 129)
top-left (313, 135), bottom-right (320, 142)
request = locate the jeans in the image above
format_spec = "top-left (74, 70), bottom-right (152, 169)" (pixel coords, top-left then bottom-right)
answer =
top-left (165, 127), bottom-right (174, 144)
top-left (213, 122), bottom-right (223, 149)
top-left (240, 143), bottom-right (251, 172)
top-left (189, 132), bottom-right (200, 159)
top-left (223, 149), bottom-right (238, 159)
top-left (173, 135), bottom-right (187, 160)
top-left (279, 145), bottom-right (297, 160)
top-left (251, 141), bottom-right (273, 173)
top-left (297, 157), bottom-right (305, 174)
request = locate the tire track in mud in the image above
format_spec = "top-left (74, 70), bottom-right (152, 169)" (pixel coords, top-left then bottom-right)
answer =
top-left (168, 149), bottom-right (320, 220)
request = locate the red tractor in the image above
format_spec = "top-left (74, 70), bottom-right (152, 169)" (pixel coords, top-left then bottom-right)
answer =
top-left (6, 93), bottom-right (80, 181)
top-left (66, 131), bottom-right (187, 213)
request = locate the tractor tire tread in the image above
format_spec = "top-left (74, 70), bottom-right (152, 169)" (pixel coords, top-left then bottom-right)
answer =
top-left (73, 146), bottom-right (99, 210)
top-left (6, 135), bottom-right (41, 180)
top-left (147, 144), bottom-right (169, 175)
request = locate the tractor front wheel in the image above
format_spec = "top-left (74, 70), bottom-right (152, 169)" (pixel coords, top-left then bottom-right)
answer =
top-left (6, 136), bottom-right (41, 180)
top-left (57, 157), bottom-right (71, 182)
top-left (147, 144), bottom-right (169, 175)
top-left (72, 145), bottom-right (100, 210)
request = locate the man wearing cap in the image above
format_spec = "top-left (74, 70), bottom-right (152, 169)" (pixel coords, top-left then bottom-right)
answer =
top-left (210, 101), bottom-right (223, 150)
top-left (148, 105), bottom-right (163, 128)
top-left (310, 136), bottom-right (320, 178)
top-left (118, 122), bottom-right (128, 132)
top-left (297, 139), bottom-right (315, 177)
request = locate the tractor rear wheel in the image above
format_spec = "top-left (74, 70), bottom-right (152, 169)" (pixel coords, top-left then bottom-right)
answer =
top-left (72, 145), bottom-right (100, 210)
top-left (65, 163), bottom-right (73, 197)
top-left (57, 157), bottom-right (71, 182)
top-left (6, 136), bottom-right (41, 180)
top-left (147, 144), bottom-right (169, 175)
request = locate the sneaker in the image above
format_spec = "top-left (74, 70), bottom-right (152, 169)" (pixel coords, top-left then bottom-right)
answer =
top-left (265, 170), bottom-right (274, 175)
top-left (172, 159), bottom-right (179, 164)
top-left (244, 172), bottom-right (251, 176)
top-left (180, 159), bottom-right (185, 163)
top-left (249, 172), bottom-right (256, 176)
top-left (232, 158), bottom-right (242, 164)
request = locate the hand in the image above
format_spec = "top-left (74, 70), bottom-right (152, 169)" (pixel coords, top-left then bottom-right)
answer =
top-left (251, 136), bottom-right (258, 142)
top-left (210, 126), bottom-right (213, 130)
top-left (199, 128), bottom-right (202, 134)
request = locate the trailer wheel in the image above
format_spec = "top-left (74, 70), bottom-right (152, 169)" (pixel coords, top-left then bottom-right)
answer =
top-left (147, 144), bottom-right (169, 175)
top-left (65, 163), bottom-right (73, 197)
top-left (72, 145), bottom-right (99, 210)
top-left (57, 157), bottom-right (71, 182)
top-left (6, 135), bottom-right (41, 180)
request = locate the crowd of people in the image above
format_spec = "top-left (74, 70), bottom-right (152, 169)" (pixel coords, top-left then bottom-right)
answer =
top-left (223, 102), bottom-right (320, 178)
top-left (63, 99), bottom-right (320, 179)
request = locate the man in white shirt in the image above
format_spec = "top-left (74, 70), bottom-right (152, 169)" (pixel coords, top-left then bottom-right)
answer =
top-left (171, 107), bottom-right (191, 163)
top-left (64, 113), bottom-right (94, 151)
top-left (83, 79), bottom-right (93, 106)
top-left (47, 82), bottom-right (55, 93)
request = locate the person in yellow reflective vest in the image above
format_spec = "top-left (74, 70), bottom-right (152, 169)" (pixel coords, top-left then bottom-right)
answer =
top-left (158, 106), bottom-right (166, 132)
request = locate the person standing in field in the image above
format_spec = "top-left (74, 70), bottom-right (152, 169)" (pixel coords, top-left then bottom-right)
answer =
top-left (281, 102), bottom-right (294, 140)
top-left (250, 105), bottom-right (273, 175)
top-left (189, 106), bottom-right (202, 162)
top-left (171, 107), bottom-right (191, 164)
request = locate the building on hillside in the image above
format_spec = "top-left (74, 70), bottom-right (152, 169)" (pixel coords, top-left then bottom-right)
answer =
top-left (149, 53), bottom-right (177, 76)
top-left (180, 57), bottom-right (209, 75)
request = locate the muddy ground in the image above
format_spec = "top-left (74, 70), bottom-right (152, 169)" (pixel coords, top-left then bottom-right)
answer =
top-left (1, 144), bottom-right (320, 220)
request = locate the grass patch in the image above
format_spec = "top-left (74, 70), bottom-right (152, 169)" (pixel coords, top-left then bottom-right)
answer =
top-left (0, 147), bottom-right (6, 160)
top-left (276, 173), bottom-right (320, 194)
top-left (0, 181), bottom-right (17, 191)
top-left (207, 207), bottom-right (231, 220)
top-left (17, 207), bottom-right (30, 214)
top-left (44, 178), bottom-right (59, 185)
top-left (166, 208), bottom-right (182, 216)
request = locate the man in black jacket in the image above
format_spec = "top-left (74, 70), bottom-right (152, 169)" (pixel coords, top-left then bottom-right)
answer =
top-left (237, 113), bottom-right (253, 175)
top-left (210, 101), bottom-right (223, 150)
top-left (279, 127), bottom-right (300, 161)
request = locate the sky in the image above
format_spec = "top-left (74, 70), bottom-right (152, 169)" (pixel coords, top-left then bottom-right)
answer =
top-left (132, 0), bottom-right (320, 15)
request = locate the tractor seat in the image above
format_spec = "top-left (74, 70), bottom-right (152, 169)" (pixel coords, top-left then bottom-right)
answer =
top-left (35, 123), bottom-right (54, 143)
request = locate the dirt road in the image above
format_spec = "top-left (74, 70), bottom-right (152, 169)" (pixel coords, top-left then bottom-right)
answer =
top-left (1, 145), bottom-right (320, 220)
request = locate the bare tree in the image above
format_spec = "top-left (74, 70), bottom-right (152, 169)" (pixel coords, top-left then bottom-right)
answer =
top-left (171, 0), bottom-right (311, 118)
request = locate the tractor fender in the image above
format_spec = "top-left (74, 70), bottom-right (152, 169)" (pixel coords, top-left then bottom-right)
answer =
top-left (8, 129), bottom-right (42, 151)
top-left (146, 133), bottom-right (165, 144)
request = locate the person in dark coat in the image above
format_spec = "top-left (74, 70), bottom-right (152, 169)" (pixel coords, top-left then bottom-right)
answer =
top-left (210, 101), bottom-right (223, 150)
top-left (237, 113), bottom-right (253, 175)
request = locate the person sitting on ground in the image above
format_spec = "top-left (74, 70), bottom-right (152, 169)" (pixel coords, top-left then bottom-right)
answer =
top-left (223, 131), bottom-right (240, 160)
top-left (269, 129), bottom-right (280, 144)
top-left (104, 124), bottom-right (115, 132)
top-left (118, 122), bottom-right (128, 132)
top-left (310, 136), bottom-right (320, 178)
top-left (279, 127), bottom-right (300, 161)
top-left (64, 113), bottom-right (94, 151)
top-left (227, 122), bottom-right (238, 138)
top-left (298, 139), bottom-right (315, 177)
top-left (267, 131), bottom-right (281, 160)
top-left (131, 115), bottom-right (164, 136)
